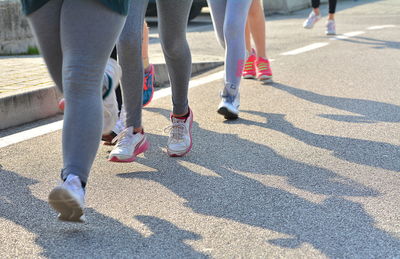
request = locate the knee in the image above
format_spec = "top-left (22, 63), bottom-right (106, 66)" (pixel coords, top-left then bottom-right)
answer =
top-left (223, 21), bottom-right (242, 43)
top-left (160, 36), bottom-right (188, 57)
top-left (63, 61), bottom-right (103, 93)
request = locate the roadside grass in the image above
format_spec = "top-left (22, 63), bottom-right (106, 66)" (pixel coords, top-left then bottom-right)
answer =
top-left (0, 46), bottom-right (39, 56)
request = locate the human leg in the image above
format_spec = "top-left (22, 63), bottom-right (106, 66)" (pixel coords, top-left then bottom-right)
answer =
top-left (116, 0), bottom-right (148, 130)
top-left (243, 19), bottom-right (257, 80)
top-left (109, 0), bottom-right (150, 162)
top-left (247, 0), bottom-right (272, 81)
top-left (304, 0), bottom-right (321, 29)
top-left (157, 0), bottom-right (192, 116)
top-left (142, 21), bottom-right (155, 107)
top-left (208, 0), bottom-right (252, 119)
top-left (27, 0), bottom-right (126, 221)
top-left (26, 0), bottom-right (63, 91)
top-left (157, 0), bottom-right (194, 156)
top-left (248, 0), bottom-right (266, 58)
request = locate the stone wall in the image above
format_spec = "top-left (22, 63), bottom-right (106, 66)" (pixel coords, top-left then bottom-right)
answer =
top-left (0, 0), bottom-right (36, 54)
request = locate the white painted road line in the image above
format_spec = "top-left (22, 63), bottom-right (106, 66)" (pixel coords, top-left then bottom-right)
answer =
top-left (331, 31), bottom-right (366, 40)
top-left (280, 42), bottom-right (329, 56)
top-left (0, 120), bottom-right (63, 149)
top-left (367, 25), bottom-right (396, 30)
top-left (0, 71), bottom-right (224, 149)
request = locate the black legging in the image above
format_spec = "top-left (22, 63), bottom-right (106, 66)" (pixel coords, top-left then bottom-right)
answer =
top-left (312, 0), bottom-right (337, 14)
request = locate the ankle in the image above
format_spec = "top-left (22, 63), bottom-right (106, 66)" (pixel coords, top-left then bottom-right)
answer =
top-left (144, 65), bottom-right (152, 74)
top-left (173, 109), bottom-right (190, 119)
top-left (143, 57), bottom-right (150, 70)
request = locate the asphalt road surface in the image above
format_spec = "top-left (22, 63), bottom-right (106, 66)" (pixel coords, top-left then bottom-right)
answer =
top-left (0, 0), bottom-right (399, 258)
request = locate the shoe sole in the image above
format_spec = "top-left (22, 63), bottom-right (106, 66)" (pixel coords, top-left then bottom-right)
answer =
top-left (109, 139), bottom-right (150, 163)
top-left (258, 76), bottom-right (273, 83)
top-left (48, 187), bottom-right (84, 223)
top-left (217, 107), bottom-right (239, 120)
top-left (243, 74), bottom-right (256, 79)
top-left (303, 18), bottom-right (320, 29)
top-left (168, 139), bottom-right (193, 157)
top-left (168, 141), bottom-right (193, 157)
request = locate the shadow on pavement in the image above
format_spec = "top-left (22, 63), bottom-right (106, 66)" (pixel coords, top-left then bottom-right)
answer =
top-left (0, 170), bottom-right (208, 258)
top-left (239, 111), bottom-right (400, 172)
top-left (270, 83), bottom-right (400, 123)
top-left (117, 107), bottom-right (400, 258)
top-left (337, 36), bottom-right (400, 50)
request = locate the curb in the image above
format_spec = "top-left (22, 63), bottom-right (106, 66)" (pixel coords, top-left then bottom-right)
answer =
top-left (0, 60), bottom-right (223, 130)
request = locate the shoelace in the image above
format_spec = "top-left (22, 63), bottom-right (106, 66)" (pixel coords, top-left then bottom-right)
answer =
top-left (257, 61), bottom-right (270, 71)
top-left (244, 61), bottom-right (255, 71)
top-left (164, 121), bottom-right (187, 144)
top-left (112, 127), bottom-right (134, 146)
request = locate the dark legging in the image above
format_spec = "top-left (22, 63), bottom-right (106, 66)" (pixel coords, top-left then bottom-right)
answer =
top-left (117, 0), bottom-right (192, 129)
top-left (312, 0), bottom-right (337, 14)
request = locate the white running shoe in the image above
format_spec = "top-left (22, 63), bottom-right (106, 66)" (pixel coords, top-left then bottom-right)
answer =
top-left (165, 108), bottom-right (193, 157)
top-left (326, 19), bottom-right (336, 35)
top-left (303, 11), bottom-right (321, 29)
top-left (109, 126), bottom-right (149, 162)
top-left (102, 58), bottom-right (121, 135)
top-left (217, 93), bottom-right (240, 120)
top-left (48, 174), bottom-right (85, 223)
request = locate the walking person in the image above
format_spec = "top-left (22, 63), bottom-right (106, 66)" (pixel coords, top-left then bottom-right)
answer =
top-left (108, 0), bottom-right (194, 162)
top-left (243, 0), bottom-right (273, 82)
top-left (207, 0), bottom-right (252, 120)
top-left (102, 21), bottom-right (156, 145)
top-left (22, 0), bottom-right (129, 222)
top-left (303, 0), bottom-right (337, 35)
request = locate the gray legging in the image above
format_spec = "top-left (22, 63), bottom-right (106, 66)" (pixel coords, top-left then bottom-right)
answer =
top-left (207, 0), bottom-right (252, 97)
top-left (117, 0), bottom-right (192, 128)
top-left (26, 0), bottom-right (126, 185)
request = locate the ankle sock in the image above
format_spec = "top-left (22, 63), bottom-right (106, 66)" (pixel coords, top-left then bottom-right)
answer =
top-left (173, 110), bottom-right (190, 120)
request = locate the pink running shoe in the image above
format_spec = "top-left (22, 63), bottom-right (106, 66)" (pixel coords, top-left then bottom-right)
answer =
top-left (143, 64), bottom-right (155, 107)
top-left (58, 98), bottom-right (65, 111)
top-left (256, 57), bottom-right (273, 81)
top-left (242, 49), bottom-right (257, 79)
